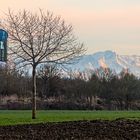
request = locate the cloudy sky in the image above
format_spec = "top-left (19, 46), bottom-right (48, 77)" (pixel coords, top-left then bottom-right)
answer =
top-left (1, 0), bottom-right (140, 55)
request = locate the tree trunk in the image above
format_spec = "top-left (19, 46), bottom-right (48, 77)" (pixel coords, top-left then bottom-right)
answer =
top-left (32, 66), bottom-right (36, 119)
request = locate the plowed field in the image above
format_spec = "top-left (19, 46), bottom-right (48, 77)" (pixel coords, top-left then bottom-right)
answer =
top-left (0, 119), bottom-right (140, 140)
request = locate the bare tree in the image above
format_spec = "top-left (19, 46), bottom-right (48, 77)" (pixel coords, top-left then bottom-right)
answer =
top-left (1, 9), bottom-right (85, 119)
top-left (37, 64), bottom-right (62, 99)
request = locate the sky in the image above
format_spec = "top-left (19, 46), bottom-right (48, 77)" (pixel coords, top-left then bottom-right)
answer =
top-left (0, 0), bottom-right (140, 55)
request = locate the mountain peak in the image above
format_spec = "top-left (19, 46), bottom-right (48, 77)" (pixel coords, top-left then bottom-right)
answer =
top-left (71, 50), bottom-right (140, 77)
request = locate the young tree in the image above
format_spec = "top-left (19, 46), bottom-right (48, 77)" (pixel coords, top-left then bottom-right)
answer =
top-left (1, 9), bottom-right (85, 119)
top-left (87, 73), bottom-right (100, 108)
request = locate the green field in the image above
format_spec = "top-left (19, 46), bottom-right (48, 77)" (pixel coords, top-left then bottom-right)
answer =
top-left (0, 110), bottom-right (140, 126)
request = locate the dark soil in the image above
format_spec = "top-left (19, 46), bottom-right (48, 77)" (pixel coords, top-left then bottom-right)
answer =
top-left (0, 119), bottom-right (140, 140)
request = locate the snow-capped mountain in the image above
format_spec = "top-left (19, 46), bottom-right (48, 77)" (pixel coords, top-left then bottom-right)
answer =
top-left (70, 50), bottom-right (140, 77)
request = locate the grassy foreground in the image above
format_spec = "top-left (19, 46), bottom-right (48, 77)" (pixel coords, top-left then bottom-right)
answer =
top-left (0, 110), bottom-right (140, 126)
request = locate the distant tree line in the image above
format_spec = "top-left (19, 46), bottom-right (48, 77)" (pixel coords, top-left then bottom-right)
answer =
top-left (0, 65), bottom-right (140, 110)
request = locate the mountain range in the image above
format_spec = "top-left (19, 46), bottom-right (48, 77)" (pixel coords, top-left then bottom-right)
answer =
top-left (1, 50), bottom-right (140, 77)
top-left (70, 50), bottom-right (140, 77)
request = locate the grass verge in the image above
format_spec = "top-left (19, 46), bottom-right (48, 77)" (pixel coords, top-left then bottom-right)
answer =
top-left (0, 110), bottom-right (140, 126)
